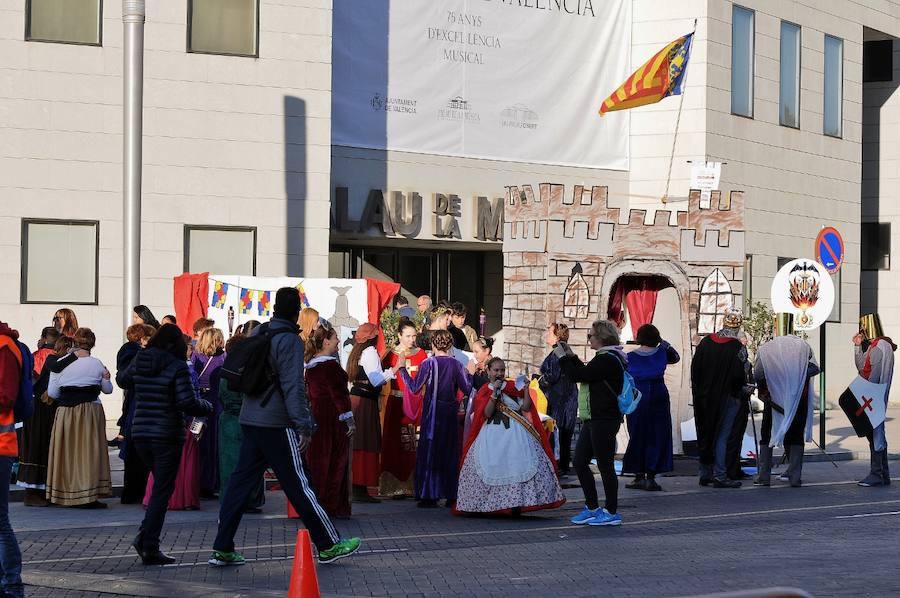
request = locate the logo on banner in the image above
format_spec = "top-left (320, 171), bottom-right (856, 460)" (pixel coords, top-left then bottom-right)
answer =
top-left (500, 104), bottom-right (539, 130)
top-left (439, 96), bottom-right (480, 123)
top-left (370, 93), bottom-right (417, 114)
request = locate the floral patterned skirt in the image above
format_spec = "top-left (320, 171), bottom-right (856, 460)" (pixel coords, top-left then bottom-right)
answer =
top-left (456, 434), bottom-right (564, 514)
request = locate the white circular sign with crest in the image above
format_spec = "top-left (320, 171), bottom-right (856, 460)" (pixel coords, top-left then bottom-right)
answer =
top-left (770, 258), bottom-right (835, 331)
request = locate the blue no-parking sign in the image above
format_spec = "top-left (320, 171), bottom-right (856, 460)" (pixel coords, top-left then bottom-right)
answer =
top-left (815, 227), bottom-right (844, 274)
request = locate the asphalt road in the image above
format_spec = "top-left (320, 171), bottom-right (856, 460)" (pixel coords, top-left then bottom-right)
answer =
top-left (16, 460), bottom-right (900, 597)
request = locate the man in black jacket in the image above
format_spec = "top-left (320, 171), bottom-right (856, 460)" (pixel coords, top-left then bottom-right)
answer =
top-left (559, 319), bottom-right (626, 527)
top-left (209, 287), bottom-right (361, 567)
top-left (117, 324), bottom-right (212, 565)
top-left (691, 308), bottom-right (749, 488)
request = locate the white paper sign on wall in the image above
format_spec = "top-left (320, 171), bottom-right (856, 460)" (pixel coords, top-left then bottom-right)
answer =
top-left (690, 161), bottom-right (722, 208)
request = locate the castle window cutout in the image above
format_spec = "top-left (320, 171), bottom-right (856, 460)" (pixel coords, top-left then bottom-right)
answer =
top-left (564, 263), bottom-right (590, 320)
top-left (698, 268), bottom-right (733, 334)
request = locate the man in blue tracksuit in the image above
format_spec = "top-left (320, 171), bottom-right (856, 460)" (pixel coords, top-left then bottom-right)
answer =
top-left (209, 287), bottom-right (360, 566)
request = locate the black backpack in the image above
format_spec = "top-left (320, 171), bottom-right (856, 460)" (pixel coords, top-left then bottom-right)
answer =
top-left (220, 328), bottom-right (293, 396)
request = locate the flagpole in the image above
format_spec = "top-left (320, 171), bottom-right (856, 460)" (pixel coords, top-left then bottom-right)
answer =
top-left (662, 18), bottom-right (698, 204)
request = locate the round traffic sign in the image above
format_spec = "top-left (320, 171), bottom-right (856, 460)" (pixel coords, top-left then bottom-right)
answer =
top-left (815, 227), bottom-right (844, 274)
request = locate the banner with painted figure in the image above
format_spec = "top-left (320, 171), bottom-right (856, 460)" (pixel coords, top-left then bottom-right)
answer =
top-left (332, 0), bottom-right (631, 170)
top-left (207, 276), bottom-right (368, 368)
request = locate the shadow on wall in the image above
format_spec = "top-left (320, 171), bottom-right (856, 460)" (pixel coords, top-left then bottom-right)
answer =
top-left (860, 34), bottom-right (900, 314)
top-left (284, 96), bottom-right (307, 277)
top-left (328, 0), bottom-right (390, 281)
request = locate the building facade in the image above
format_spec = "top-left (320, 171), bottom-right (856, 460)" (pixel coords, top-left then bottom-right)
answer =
top-left (2, 0), bottom-right (899, 440)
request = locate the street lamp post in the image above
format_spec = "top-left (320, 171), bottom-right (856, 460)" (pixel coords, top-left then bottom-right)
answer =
top-left (122, 0), bottom-right (145, 329)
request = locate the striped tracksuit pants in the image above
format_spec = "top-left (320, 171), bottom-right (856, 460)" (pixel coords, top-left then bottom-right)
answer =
top-left (213, 425), bottom-right (341, 552)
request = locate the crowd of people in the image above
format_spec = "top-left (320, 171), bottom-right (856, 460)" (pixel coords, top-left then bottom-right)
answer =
top-left (0, 290), bottom-right (894, 595)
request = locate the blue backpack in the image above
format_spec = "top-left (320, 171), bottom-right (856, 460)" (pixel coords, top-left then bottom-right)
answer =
top-left (13, 340), bottom-right (34, 423)
top-left (602, 351), bottom-right (642, 415)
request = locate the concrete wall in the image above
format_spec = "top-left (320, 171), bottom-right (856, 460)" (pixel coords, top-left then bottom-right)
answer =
top-left (0, 0), bottom-right (333, 430)
top-left (702, 0), bottom-right (900, 402)
top-left (861, 38), bottom-right (900, 357)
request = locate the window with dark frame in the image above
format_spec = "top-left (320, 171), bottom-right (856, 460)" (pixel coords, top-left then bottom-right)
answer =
top-left (731, 5), bottom-right (755, 118)
top-left (824, 35), bottom-right (843, 138)
top-left (25, 0), bottom-right (102, 46)
top-left (184, 226), bottom-right (257, 275)
top-left (21, 219), bottom-right (100, 305)
top-left (861, 223), bottom-right (891, 271)
top-left (779, 21), bottom-right (801, 128)
top-left (863, 40), bottom-right (894, 83)
top-left (187, 0), bottom-right (259, 57)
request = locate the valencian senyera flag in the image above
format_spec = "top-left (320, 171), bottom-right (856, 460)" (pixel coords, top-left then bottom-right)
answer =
top-left (599, 32), bottom-right (693, 115)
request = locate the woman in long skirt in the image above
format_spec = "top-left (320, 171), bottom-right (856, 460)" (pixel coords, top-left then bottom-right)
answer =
top-left (18, 328), bottom-right (61, 507)
top-left (46, 328), bottom-right (113, 508)
top-left (191, 327), bottom-right (226, 498)
top-left (346, 323), bottom-right (398, 502)
top-left (379, 318), bottom-right (426, 498)
top-left (457, 358), bottom-right (564, 515)
top-left (622, 324), bottom-right (680, 491)
top-left (399, 330), bottom-right (472, 508)
top-left (305, 325), bottom-right (354, 517)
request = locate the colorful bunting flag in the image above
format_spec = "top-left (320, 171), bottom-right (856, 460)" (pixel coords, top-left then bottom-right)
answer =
top-left (297, 283), bottom-right (310, 308)
top-left (257, 290), bottom-right (272, 317)
top-left (211, 281), bottom-right (229, 309)
top-left (239, 288), bottom-right (254, 315)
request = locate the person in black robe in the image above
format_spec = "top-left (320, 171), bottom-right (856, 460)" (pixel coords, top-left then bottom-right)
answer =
top-left (117, 324), bottom-right (154, 504)
top-left (691, 308), bottom-right (749, 488)
top-left (725, 330), bottom-right (755, 481)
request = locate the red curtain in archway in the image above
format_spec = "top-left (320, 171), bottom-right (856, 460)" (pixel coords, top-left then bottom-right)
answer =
top-left (608, 276), bottom-right (670, 331)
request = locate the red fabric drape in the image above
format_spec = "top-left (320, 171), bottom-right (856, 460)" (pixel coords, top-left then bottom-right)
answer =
top-left (173, 273), bottom-right (209, 336)
top-left (365, 278), bottom-right (401, 354)
top-left (624, 287), bottom-right (659, 332)
top-left (607, 276), bottom-right (669, 331)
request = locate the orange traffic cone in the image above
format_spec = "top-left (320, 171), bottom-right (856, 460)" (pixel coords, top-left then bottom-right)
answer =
top-left (287, 529), bottom-right (320, 598)
top-left (287, 502), bottom-right (299, 519)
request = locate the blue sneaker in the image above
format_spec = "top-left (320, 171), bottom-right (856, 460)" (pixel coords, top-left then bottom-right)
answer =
top-left (571, 506), bottom-right (601, 525)
top-left (588, 508), bottom-right (622, 526)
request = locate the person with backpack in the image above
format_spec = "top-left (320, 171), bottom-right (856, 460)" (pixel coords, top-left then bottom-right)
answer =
top-left (621, 324), bottom-right (680, 492)
top-left (558, 319), bottom-right (626, 527)
top-left (118, 324), bottom-right (213, 565)
top-left (209, 287), bottom-right (361, 566)
top-left (0, 321), bottom-right (25, 598)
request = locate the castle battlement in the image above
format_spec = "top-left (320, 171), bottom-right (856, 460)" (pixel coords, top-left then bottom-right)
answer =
top-left (503, 184), bottom-right (745, 260)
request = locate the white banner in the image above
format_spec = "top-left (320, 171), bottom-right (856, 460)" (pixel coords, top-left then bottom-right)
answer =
top-left (206, 276), bottom-right (369, 367)
top-left (690, 161), bottom-right (722, 207)
top-left (770, 259), bottom-right (836, 332)
top-left (332, 0), bottom-right (631, 169)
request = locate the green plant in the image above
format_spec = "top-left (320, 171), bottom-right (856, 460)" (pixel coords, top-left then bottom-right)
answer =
top-left (380, 307), bottom-right (425, 350)
top-left (743, 300), bottom-right (774, 363)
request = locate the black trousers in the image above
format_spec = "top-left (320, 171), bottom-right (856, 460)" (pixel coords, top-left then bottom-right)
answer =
top-left (134, 440), bottom-right (183, 553)
top-left (121, 447), bottom-right (150, 504)
top-left (559, 427), bottom-right (575, 472)
top-left (573, 419), bottom-right (621, 514)
top-left (214, 425), bottom-right (341, 553)
top-left (726, 399), bottom-right (750, 479)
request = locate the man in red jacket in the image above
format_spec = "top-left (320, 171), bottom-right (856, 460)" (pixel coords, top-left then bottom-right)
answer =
top-left (0, 321), bottom-right (24, 598)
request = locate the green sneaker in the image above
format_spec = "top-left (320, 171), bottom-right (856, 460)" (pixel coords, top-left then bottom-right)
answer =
top-left (317, 538), bottom-right (361, 564)
top-left (208, 550), bottom-right (246, 566)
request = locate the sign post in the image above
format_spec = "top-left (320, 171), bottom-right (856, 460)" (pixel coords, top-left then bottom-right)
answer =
top-left (771, 258), bottom-right (836, 453)
top-left (810, 227), bottom-right (844, 449)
